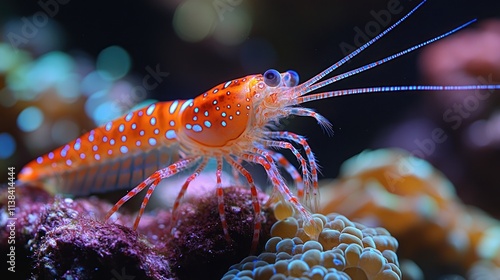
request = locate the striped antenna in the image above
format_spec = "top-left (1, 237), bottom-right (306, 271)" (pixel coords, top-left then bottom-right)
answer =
top-left (299, 0), bottom-right (427, 91)
top-left (297, 85), bottom-right (500, 105)
top-left (302, 19), bottom-right (478, 95)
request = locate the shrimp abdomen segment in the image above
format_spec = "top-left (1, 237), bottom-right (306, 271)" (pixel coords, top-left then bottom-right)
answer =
top-left (18, 101), bottom-right (184, 195)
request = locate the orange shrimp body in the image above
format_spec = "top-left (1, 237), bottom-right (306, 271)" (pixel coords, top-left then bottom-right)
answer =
top-left (18, 0), bottom-right (500, 252)
top-left (19, 102), bottom-right (184, 195)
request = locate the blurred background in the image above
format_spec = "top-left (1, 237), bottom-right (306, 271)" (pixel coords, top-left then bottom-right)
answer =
top-left (1, 0), bottom-right (499, 216)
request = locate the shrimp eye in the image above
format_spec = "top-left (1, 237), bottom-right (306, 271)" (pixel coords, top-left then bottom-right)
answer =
top-left (283, 70), bottom-right (299, 87)
top-left (263, 69), bottom-right (281, 87)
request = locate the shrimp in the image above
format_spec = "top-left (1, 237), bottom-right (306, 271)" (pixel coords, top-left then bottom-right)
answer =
top-left (18, 0), bottom-right (500, 252)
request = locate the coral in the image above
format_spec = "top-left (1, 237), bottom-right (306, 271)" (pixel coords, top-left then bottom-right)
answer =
top-left (223, 212), bottom-right (401, 280)
top-left (319, 149), bottom-right (500, 278)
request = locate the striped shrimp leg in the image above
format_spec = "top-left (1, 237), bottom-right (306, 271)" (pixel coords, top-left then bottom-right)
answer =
top-left (225, 156), bottom-right (262, 253)
top-left (242, 147), bottom-right (322, 240)
top-left (105, 156), bottom-right (201, 229)
top-left (214, 156), bottom-right (231, 241)
top-left (265, 131), bottom-right (321, 213)
top-left (170, 157), bottom-right (209, 232)
top-left (260, 141), bottom-right (308, 204)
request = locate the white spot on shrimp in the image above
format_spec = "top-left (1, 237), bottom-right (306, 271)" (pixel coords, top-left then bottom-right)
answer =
top-left (165, 130), bottom-right (176, 139)
top-left (246, 98), bottom-right (250, 102)
top-left (193, 124), bottom-right (202, 132)
top-left (226, 91), bottom-right (230, 95)
top-left (102, 136), bottom-right (108, 143)
top-left (169, 100), bottom-right (179, 114)
top-left (204, 111), bottom-right (209, 117)
top-left (194, 107), bottom-right (199, 113)
top-left (94, 154), bottom-right (101, 160)
top-left (120, 146), bottom-right (129, 154)
top-left (136, 140), bottom-right (141, 146)
top-left (246, 105), bottom-right (250, 110)
top-left (169, 120), bottom-right (175, 127)
top-left (110, 139), bottom-right (116, 145)
top-left (229, 116), bottom-right (233, 120)
top-left (193, 116), bottom-right (198, 121)
top-left (150, 117), bottom-right (156, 126)
top-left (105, 122), bottom-right (112, 131)
top-left (212, 100), bottom-right (218, 105)
top-left (146, 104), bottom-right (156, 116)
top-left (131, 123), bottom-right (137, 130)
top-left (185, 124), bottom-right (192, 130)
top-left (213, 88), bottom-right (219, 93)
top-left (154, 128), bottom-right (159, 135)
top-left (216, 106), bottom-right (220, 111)
top-left (148, 138), bottom-right (157, 146)
top-left (227, 105), bottom-right (231, 109)
top-left (88, 133), bottom-right (95, 142)
top-left (221, 121), bottom-right (227, 127)
top-left (119, 124), bottom-right (126, 132)
top-left (221, 112), bottom-right (227, 117)
top-left (125, 112), bottom-right (133, 122)
top-left (236, 110), bottom-right (241, 115)
top-left (204, 120), bottom-right (212, 128)
top-left (138, 111), bottom-right (144, 116)
top-left (93, 145), bottom-right (98, 151)
top-left (223, 81), bottom-right (231, 88)
top-left (37, 157), bottom-right (43, 164)
top-left (180, 99), bottom-right (193, 113)
top-left (108, 150), bottom-right (113, 155)
top-left (121, 135), bottom-right (127, 142)
top-left (80, 153), bottom-right (86, 159)
top-left (48, 152), bottom-right (54, 159)
top-left (66, 159), bottom-right (72, 166)
top-left (237, 103), bottom-right (241, 107)
top-left (74, 142), bottom-right (81, 151)
top-left (140, 130), bottom-right (145, 136)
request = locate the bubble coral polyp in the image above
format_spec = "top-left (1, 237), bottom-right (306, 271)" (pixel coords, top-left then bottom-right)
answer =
top-left (319, 149), bottom-right (500, 277)
top-left (223, 212), bottom-right (401, 280)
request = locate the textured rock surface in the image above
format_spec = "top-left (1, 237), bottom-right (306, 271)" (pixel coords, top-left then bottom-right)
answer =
top-left (0, 184), bottom-right (274, 279)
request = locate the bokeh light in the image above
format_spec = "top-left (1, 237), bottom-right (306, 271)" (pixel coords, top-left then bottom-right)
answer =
top-left (81, 70), bottom-right (113, 96)
top-left (0, 43), bottom-right (19, 72)
top-left (96, 45), bottom-right (131, 80)
top-left (173, 0), bottom-right (217, 42)
top-left (213, 8), bottom-right (252, 45)
top-left (17, 106), bottom-right (44, 132)
top-left (0, 133), bottom-right (16, 159)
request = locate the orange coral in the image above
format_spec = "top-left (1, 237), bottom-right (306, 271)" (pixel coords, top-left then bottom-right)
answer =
top-left (319, 149), bottom-right (500, 277)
